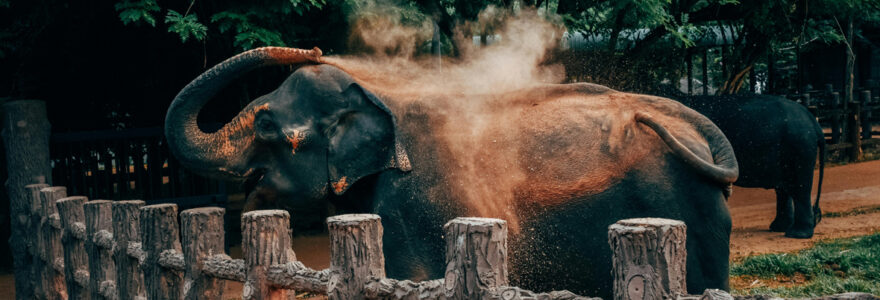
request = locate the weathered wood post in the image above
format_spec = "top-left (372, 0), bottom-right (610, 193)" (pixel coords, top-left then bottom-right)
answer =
top-left (112, 200), bottom-right (145, 299)
top-left (25, 183), bottom-right (49, 298)
top-left (38, 186), bottom-right (69, 299)
top-left (831, 92), bottom-right (842, 144)
top-left (847, 98), bottom-right (863, 161)
top-left (861, 90), bottom-right (872, 139)
top-left (140, 204), bottom-right (184, 299)
top-left (85, 200), bottom-right (117, 299)
top-left (444, 217), bottom-right (508, 299)
top-left (242, 210), bottom-right (295, 300)
top-left (608, 218), bottom-right (687, 300)
top-left (180, 207), bottom-right (226, 300)
top-left (2, 100), bottom-right (52, 300)
top-left (327, 214), bottom-right (385, 300)
top-left (57, 196), bottom-right (91, 299)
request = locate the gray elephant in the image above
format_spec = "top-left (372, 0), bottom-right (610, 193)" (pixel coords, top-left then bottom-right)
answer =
top-left (165, 47), bottom-right (738, 297)
top-left (676, 95), bottom-right (825, 238)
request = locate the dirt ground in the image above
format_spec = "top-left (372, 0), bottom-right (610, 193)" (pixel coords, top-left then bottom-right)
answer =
top-left (2, 160), bottom-right (879, 299)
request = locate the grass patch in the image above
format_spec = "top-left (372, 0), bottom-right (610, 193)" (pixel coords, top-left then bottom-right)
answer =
top-left (823, 205), bottom-right (880, 218)
top-left (731, 232), bottom-right (880, 297)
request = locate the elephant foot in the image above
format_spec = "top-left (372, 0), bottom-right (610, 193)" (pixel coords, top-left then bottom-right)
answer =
top-left (785, 227), bottom-right (814, 239)
top-left (769, 218), bottom-right (792, 232)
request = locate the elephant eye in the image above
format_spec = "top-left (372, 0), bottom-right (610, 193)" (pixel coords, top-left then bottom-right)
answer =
top-left (256, 119), bottom-right (279, 140)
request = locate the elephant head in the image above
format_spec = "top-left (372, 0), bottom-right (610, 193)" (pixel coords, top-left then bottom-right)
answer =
top-left (165, 47), bottom-right (410, 210)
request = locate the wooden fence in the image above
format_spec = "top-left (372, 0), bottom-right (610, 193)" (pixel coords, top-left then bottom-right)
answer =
top-left (20, 181), bottom-right (730, 300)
top-left (49, 126), bottom-right (229, 208)
top-left (788, 86), bottom-right (880, 161)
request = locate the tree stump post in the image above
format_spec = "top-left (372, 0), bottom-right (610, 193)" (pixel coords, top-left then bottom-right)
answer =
top-left (860, 90), bottom-right (872, 139)
top-left (327, 214), bottom-right (385, 300)
top-left (443, 217), bottom-right (509, 299)
top-left (38, 186), bottom-right (69, 299)
top-left (57, 196), bottom-right (91, 300)
top-left (25, 183), bottom-right (49, 298)
top-left (112, 200), bottom-right (145, 299)
top-left (140, 204), bottom-right (184, 300)
top-left (3, 100), bottom-right (52, 300)
top-left (608, 218), bottom-right (687, 300)
top-left (85, 200), bottom-right (117, 299)
top-left (180, 207), bottom-right (226, 300)
top-left (242, 210), bottom-right (295, 300)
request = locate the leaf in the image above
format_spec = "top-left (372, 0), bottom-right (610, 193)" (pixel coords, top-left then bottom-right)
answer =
top-left (114, 0), bottom-right (160, 27)
top-left (165, 10), bottom-right (207, 43)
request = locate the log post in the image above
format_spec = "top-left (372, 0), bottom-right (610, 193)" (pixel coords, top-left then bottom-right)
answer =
top-left (39, 186), bottom-right (69, 299)
top-left (831, 92), bottom-right (842, 144)
top-left (25, 183), bottom-right (49, 298)
top-left (180, 207), bottom-right (226, 300)
top-left (847, 99), bottom-right (862, 161)
top-left (242, 210), bottom-right (295, 300)
top-left (112, 200), bottom-right (145, 299)
top-left (140, 204), bottom-right (184, 299)
top-left (2, 100), bottom-right (52, 300)
top-left (608, 218), bottom-right (687, 300)
top-left (327, 214), bottom-right (385, 300)
top-left (443, 217), bottom-right (508, 299)
top-left (861, 90), bottom-right (872, 139)
top-left (57, 196), bottom-right (91, 300)
top-left (85, 200), bottom-right (117, 299)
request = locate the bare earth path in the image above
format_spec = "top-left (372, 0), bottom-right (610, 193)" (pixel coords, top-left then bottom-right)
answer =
top-left (728, 159), bottom-right (880, 260)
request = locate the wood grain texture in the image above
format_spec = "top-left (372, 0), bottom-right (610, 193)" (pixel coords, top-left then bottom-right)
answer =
top-left (609, 218), bottom-right (687, 300)
top-left (2, 100), bottom-right (52, 300)
top-left (112, 200), bottom-right (145, 300)
top-left (85, 200), bottom-right (117, 299)
top-left (180, 207), bottom-right (226, 300)
top-left (38, 186), bottom-right (69, 299)
top-left (140, 204), bottom-right (184, 300)
top-left (57, 196), bottom-right (91, 300)
top-left (443, 217), bottom-right (508, 300)
top-left (328, 214), bottom-right (384, 300)
top-left (241, 210), bottom-right (295, 300)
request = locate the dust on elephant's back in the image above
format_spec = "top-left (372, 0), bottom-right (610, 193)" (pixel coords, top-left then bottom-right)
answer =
top-left (393, 91), bottom-right (703, 232)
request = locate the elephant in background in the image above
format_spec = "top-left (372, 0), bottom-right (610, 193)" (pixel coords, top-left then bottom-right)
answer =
top-left (676, 95), bottom-right (825, 238)
top-left (165, 47), bottom-right (738, 297)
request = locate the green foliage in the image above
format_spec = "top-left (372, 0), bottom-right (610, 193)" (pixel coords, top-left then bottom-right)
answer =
top-left (289, 0), bottom-right (327, 15)
top-left (732, 233), bottom-right (880, 297)
top-left (165, 10), bottom-right (207, 43)
top-left (211, 11), bottom-right (285, 50)
top-left (0, 0), bottom-right (9, 8)
top-left (114, 0), bottom-right (160, 27)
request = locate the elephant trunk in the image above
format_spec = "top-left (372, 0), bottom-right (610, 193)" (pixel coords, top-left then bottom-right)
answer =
top-left (165, 47), bottom-right (322, 180)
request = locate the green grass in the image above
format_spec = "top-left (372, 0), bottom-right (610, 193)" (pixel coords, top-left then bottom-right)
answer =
top-left (822, 206), bottom-right (880, 218)
top-left (731, 233), bottom-right (880, 298)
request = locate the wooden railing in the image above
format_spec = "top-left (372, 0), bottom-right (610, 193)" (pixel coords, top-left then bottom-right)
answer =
top-left (788, 86), bottom-right (880, 161)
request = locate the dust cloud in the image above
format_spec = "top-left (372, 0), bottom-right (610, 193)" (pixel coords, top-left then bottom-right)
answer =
top-left (324, 7), bottom-right (594, 231)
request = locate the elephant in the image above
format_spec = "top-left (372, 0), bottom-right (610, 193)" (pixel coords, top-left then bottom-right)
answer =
top-left (165, 47), bottom-right (738, 297)
top-left (675, 95), bottom-right (825, 239)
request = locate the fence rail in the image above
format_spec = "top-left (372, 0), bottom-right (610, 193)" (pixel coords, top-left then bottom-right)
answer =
top-left (788, 86), bottom-right (880, 161)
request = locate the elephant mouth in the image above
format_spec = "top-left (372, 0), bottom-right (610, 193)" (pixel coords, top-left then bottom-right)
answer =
top-left (243, 168), bottom-right (268, 190)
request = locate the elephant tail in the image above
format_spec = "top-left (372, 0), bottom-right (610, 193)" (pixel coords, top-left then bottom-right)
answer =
top-left (635, 112), bottom-right (739, 187)
top-left (814, 134), bottom-right (826, 224)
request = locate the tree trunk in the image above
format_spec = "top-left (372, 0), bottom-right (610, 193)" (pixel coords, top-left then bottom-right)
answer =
top-left (85, 200), bottom-right (116, 299)
top-left (242, 210), bottom-right (295, 300)
top-left (609, 218), bottom-right (687, 300)
top-left (443, 217), bottom-right (508, 299)
top-left (140, 204), bottom-right (184, 300)
top-left (111, 200), bottom-right (145, 300)
top-left (57, 196), bottom-right (91, 300)
top-left (327, 214), bottom-right (385, 300)
top-left (37, 186), bottom-right (68, 300)
top-left (180, 207), bottom-right (227, 300)
top-left (2, 100), bottom-right (51, 300)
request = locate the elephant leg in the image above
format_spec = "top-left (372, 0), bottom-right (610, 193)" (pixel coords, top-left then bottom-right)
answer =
top-left (769, 188), bottom-right (793, 232)
top-left (785, 183), bottom-right (816, 239)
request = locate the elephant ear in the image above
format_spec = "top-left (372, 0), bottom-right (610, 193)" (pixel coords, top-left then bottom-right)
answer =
top-left (327, 83), bottom-right (411, 195)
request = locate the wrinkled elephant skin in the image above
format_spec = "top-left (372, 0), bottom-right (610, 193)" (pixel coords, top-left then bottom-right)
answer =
top-left (165, 47), bottom-right (739, 297)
